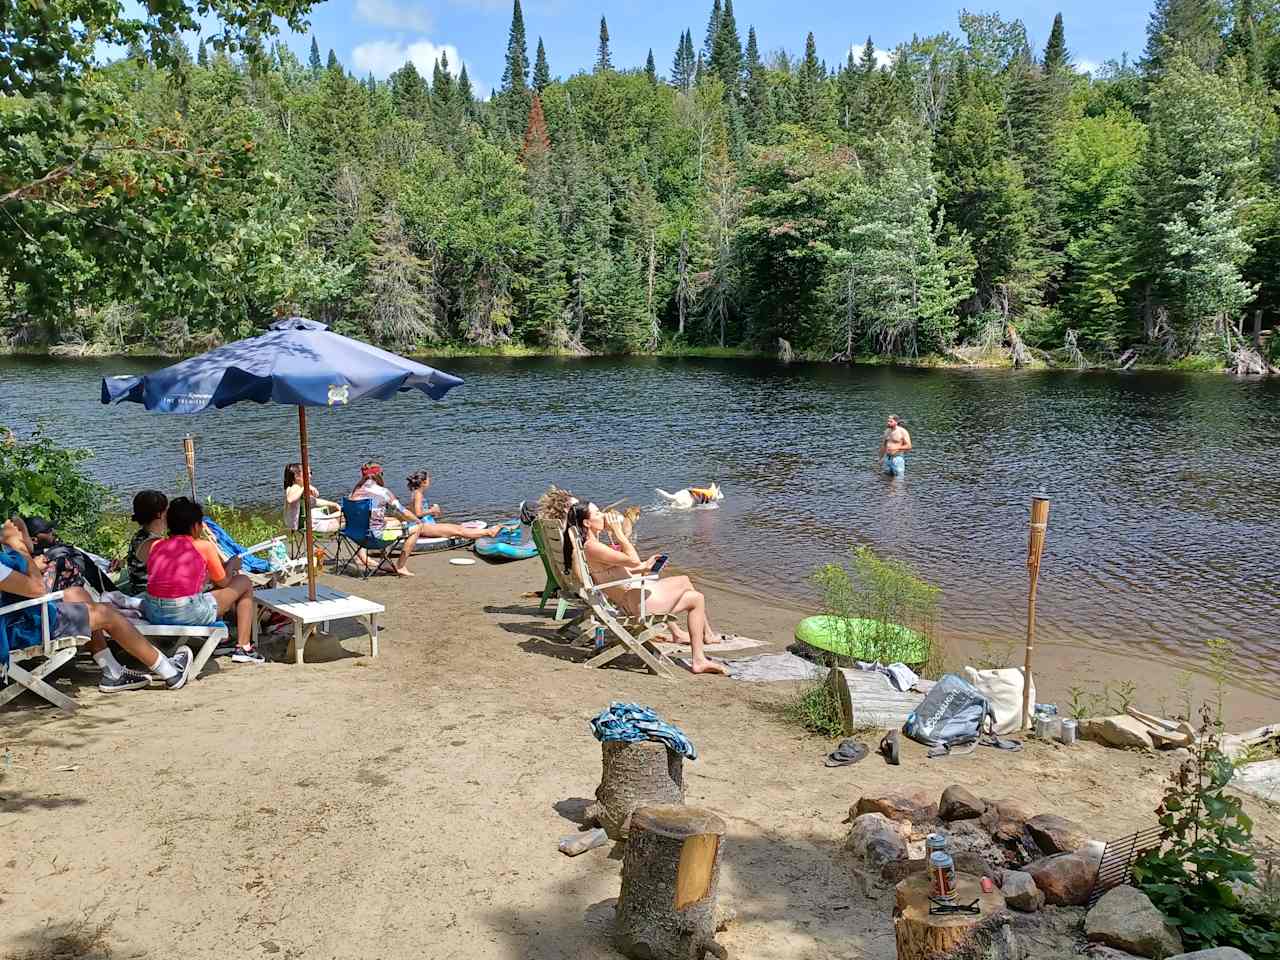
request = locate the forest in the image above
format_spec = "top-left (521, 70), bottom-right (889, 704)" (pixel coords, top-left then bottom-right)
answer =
top-left (4, 0), bottom-right (1280, 369)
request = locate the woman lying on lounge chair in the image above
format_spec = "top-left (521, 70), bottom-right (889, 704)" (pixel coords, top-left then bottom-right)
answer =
top-left (563, 501), bottom-right (727, 676)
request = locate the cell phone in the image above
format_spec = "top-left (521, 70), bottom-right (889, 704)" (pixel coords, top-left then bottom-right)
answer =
top-left (650, 554), bottom-right (669, 574)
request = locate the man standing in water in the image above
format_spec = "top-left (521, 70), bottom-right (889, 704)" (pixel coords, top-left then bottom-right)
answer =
top-left (878, 415), bottom-right (912, 478)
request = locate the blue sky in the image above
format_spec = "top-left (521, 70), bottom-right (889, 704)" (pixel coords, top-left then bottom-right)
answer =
top-left (215, 0), bottom-right (1149, 94)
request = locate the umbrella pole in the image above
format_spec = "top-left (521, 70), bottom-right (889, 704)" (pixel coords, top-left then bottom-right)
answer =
top-left (298, 406), bottom-right (317, 602)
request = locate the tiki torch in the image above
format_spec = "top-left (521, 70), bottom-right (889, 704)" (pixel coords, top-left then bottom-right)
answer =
top-left (1022, 494), bottom-right (1051, 731)
top-left (183, 434), bottom-right (198, 501)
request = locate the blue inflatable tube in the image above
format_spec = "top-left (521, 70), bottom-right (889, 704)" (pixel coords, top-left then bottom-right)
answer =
top-left (474, 519), bottom-right (537, 562)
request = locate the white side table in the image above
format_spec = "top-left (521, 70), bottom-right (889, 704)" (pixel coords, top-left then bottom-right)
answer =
top-left (252, 585), bottom-right (385, 664)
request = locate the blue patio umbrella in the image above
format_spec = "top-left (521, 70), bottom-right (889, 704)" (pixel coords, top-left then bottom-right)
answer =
top-left (102, 317), bottom-right (464, 598)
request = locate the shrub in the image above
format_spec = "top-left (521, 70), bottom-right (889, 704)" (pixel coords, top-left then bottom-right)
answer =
top-left (0, 425), bottom-right (115, 554)
top-left (782, 681), bottom-right (846, 739)
top-left (1133, 704), bottom-right (1280, 955)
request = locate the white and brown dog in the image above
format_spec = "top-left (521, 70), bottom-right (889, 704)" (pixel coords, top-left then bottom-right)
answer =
top-left (655, 483), bottom-right (724, 509)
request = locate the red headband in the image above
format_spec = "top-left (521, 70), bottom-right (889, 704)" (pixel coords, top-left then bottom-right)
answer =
top-left (361, 464), bottom-right (382, 479)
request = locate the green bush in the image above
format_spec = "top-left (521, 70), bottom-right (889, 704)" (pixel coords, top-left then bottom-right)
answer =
top-left (0, 425), bottom-right (116, 554)
top-left (812, 545), bottom-right (941, 671)
top-left (782, 682), bottom-right (846, 739)
top-left (1133, 704), bottom-right (1280, 956)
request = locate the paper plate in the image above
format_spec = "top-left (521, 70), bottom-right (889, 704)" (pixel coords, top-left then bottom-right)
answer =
top-left (449, 558), bottom-right (477, 566)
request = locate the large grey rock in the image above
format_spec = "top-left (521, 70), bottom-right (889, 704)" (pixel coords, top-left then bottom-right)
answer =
top-left (980, 798), bottom-right (1033, 842)
top-left (1081, 715), bottom-right (1156, 750)
top-left (1025, 842), bottom-right (1104, 906)
top-left (1026, 813), bottom-right (1093, 856)
top-left (1085, 885), bottom-right (1183, 958)
top-left (845, 813), bottom-right (908, 868)
top-left (1167, 950), bottom-right (1254, 960)
top-left (853, 790), bottom-right (938, 825)
top-left (1000, 869), bottom-right (1045, 912)
top-left (939, 784), bottom-right (986, 821)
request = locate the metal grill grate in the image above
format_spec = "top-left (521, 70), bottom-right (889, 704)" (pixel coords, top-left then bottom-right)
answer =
top-left (1088, 825), bottom-right (1166, 907)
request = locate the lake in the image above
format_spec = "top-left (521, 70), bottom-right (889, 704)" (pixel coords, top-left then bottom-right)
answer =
top-left (3, 355), bottom-right (1279, 677)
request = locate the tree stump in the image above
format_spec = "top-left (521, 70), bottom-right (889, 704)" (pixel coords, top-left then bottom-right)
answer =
top-left (894, 872), bottom-right (1020, 960)
top-left (591, 740), bottom-right (684, 840)
top-left (615, 805), bottom-right (728, 960)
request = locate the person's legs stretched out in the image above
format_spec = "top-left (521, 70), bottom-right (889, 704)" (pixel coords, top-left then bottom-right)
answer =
top-left (64, 587), bottom-right (194, 692)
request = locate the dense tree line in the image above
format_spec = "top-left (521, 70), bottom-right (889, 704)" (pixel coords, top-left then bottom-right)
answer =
top-left (3, 0), bottom-right (1279, 367)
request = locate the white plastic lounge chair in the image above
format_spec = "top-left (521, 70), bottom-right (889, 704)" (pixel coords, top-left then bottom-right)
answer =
top-left (0, 591), bottom-right (87, 713)
top-left (565, 528), bottom-right (680, 679)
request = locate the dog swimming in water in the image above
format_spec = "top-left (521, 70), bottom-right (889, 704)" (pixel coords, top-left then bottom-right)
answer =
top-left (655, 484), bottom-right (724, 509)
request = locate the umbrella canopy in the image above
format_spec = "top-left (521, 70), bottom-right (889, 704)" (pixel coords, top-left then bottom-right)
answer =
top-left (102, 317), bottom-right (462, 411)
top-left (102, 317), bottom-right (464, 600)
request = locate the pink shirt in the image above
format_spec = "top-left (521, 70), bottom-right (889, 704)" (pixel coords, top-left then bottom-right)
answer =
top-left (146, 536), bottom-right (225, 598)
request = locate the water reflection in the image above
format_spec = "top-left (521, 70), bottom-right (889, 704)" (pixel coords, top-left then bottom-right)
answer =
top-left (2, 355), bottom-right (1278, 677)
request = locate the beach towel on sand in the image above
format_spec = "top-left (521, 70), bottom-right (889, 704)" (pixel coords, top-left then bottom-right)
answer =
top-left (590, 702), bottom-right (697, 760)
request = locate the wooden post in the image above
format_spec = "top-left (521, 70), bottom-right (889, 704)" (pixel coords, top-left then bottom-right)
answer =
top-left (894, 873), bottom-right (1016, 960)
top-left (1023, 495), bottom-right (1050, 731)
top-left (298, 406), bottom-right (317, 602)
top-left (590, 740), bottom-right (684, 841)
top-left (615, 805), bottom-right (728, 960)
top-left (1254, 309), bottom-right (1264, 349)
top-left (182, 434), bottom-right (197, 501)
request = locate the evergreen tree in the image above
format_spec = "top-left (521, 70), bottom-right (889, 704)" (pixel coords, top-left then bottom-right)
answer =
top-left (197, 37), bottom-right (208, 68)
top-left (390, 61), bottom-right (431, 120)
top-left (1007, 56), bottom-right (1065, 313)
top-left (360, 207), bottom-right (437, 348)
top-left (596, 17), bottom-right (613, 72)
top-left (744, 27), bottom-right (772, 135)
top-left (433, 52), bottom-right (455, 110)
top-left (533, 37), bottom-right (551, 92)
top-left (308, 35), bottom-right (322, 74)
top-left (671, 30), bottom-right (696, 93)
top-left (703, 0), bottom-right (722, 65)
top-left (795, 32), bottom-right (828, 126)
top-left (457, 63), bottom-right (475, 107)
top-left (710, 0), bottom-right (742, 101)
top-left (521, 93), bottom-right (551, 164)
top-left (646, 48), bottom-right (658, 83)
top-left (502, 0), bottom-right (529, 94)
top-left (1225, 0), bottom-right (1262, 84)
top-left (327, 48), bottom-right (340, 72)
top-left (1142, 0), bottom-right (1225, 76)
top-left (1043, 13), bottom-right (1069, 72)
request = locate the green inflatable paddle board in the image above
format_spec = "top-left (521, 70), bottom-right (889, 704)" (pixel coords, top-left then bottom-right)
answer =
top-left (793, 615), bottom-right (929, 666)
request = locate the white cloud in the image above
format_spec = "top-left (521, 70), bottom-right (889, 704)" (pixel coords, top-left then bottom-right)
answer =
top-left (1074, 58), bottom-right (1099, 75)
top-left (847, 44), bottom-right (895, 69)
top-left (351, 38), bottom-right (489, 95)
top-left (354, 0), bottom-right (432, 32)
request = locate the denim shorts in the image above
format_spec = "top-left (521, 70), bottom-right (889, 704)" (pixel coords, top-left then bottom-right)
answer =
top-left (142, 593), bottom-right (218, 626)
top-left (883, 454), bottom-right (906, 478)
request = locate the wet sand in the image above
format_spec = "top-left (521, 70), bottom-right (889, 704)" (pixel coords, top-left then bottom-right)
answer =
top-left (3, 553), bottom-right (1278, 959)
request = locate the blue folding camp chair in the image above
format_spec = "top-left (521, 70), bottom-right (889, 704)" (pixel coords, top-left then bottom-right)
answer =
top-left (334, 498), bottom-right (409, 579)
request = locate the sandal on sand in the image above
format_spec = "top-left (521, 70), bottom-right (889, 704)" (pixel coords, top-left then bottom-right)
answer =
top-left (824, 738), bottom-right (868, 767)
top-left (878, 730), bottom-right (901, 766)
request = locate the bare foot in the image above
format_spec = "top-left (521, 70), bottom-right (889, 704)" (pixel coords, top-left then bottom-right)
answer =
top-left (394, 567), bottom-right (416, 578)
top-left (690, 658), bottom-right (728, 676)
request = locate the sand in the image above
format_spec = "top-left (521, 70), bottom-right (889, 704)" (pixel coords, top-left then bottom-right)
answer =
top-left (3, 553), bottom-right (1278, 960)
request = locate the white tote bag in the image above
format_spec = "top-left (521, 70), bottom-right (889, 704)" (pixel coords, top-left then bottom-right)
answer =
top-left (964, 666), bottom-right (1035, 735)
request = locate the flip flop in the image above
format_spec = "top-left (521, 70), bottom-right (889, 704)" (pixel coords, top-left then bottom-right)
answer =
top-left (878, 730), bottom-right (901, 766)
top-left (824, 738), bottom-right (868, 767)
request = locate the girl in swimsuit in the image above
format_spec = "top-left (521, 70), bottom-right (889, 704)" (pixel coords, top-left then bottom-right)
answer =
top-left (564, 501), bottom-right (727, 676)
top-left (405, 470), bottom-right (510, 541)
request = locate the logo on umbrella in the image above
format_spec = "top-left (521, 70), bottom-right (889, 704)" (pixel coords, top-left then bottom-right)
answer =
top-left (327, 384), bottom-right (350, 406)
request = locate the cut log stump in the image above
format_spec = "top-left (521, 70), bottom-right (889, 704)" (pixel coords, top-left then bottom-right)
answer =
top-left (591, 740), bottom-right (684, 840)
top-left (615, 804), bottom-right (728, 960)
top-left (894, 872), bottom-right (1020, 960)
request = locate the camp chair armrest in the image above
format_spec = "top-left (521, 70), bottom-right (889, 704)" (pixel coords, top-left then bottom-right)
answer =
top-left (0, 591), bottom-right (66, 616)
top-left (240, 536), bottom-right (287, 557)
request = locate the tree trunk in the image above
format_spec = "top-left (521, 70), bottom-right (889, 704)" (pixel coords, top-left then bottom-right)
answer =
top-left (893, 873), bottom-right (1020, 960)
top-left (615, 805), bottom-right (728, 960)
top-left (590, 740), bottom-right (685, 841)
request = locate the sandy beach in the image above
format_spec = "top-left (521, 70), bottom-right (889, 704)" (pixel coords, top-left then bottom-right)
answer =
top-left (4, 552), bottom-right (1278, 960)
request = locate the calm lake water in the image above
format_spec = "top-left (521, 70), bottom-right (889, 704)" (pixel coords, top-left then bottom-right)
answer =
top-left (3, 355), bottom-right (1279, 675)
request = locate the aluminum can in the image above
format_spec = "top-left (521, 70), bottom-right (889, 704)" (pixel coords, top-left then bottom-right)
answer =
top-left (1058, 718), bottom-right (1079, 746)
top-left (929, 851), bottom-right (957, 903)
top-left (926, 833), bottom-right (948, 855)
top-left (594, 627), bottom-right (606, 651)
top-left (1034, 715), bottom-right (1060, 740)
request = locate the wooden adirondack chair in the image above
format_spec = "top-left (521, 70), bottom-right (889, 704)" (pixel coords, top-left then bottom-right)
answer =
top-left (565, 528), bottom-right (680, 679)
top-left (531, 516), bottom-right (584, 623)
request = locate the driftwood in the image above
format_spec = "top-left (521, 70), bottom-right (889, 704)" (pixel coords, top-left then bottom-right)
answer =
top-left (590, 740), bottom-right (685, 841)
top-left (894, 873), bottom-right (1020, 960)
top-left (615, 805), bottom-right (728, 960)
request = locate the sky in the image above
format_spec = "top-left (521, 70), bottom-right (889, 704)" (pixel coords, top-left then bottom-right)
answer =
top-left (187, 0), bottom-right (1150, 94)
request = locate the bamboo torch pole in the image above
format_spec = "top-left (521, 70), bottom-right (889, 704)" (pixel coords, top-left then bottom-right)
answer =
top-left (183, 434), bottom-right (198, 501)
top-left (1022, 495), bottom-right (1051, 731)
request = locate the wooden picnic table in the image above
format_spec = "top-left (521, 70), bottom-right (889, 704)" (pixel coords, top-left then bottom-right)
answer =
top-left (251, 585), bottom-right (384, 665)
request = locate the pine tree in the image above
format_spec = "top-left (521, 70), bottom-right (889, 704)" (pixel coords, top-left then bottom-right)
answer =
top-left (1042, 13), bottom-right (1069, 72)
top-left (744, 27), bottom-right (771, 134)
top-left (596, 17), bottom-right (612, 72)
top-left (361, 208), bottom-right (437, 349)
top-left (433, 52), bottom-right (455, 109)
top-left (533, 37), bottom-right (551, 91)
top-left (327, 48), bottom-right (340, 72)
top-left (645, 48), bottom-right (658, 83)
top-left (703, 0), bottom-right (722, 65)
top-left (521, 93), bottom-right (551, 163)
top-left (502, 0), bottom-right (529, 94)
top-left (308, 35), bottom-right (322, 74)
top-left (197, 37), bottom-right (208, 67)
top-left (710, 0), bottom-right (742, 101)
top-left (457, 64), bottom-right (475, 114)
top-left (1226, 0), bottom-right (1262, 84)
top-left (1007, 55), bottom-right (1065, 307)
top-left (795, 32), bottom-right (827, 126)
top-left (671, 30), bottom-right (696, 93)
top-left (1142, 0), bottom-right (1224, 76)
top-left (390, 61), bottom-right (431, 120)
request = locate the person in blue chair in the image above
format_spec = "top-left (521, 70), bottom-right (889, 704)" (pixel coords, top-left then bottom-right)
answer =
top-left (348, 463), bottom-right (427, 577)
